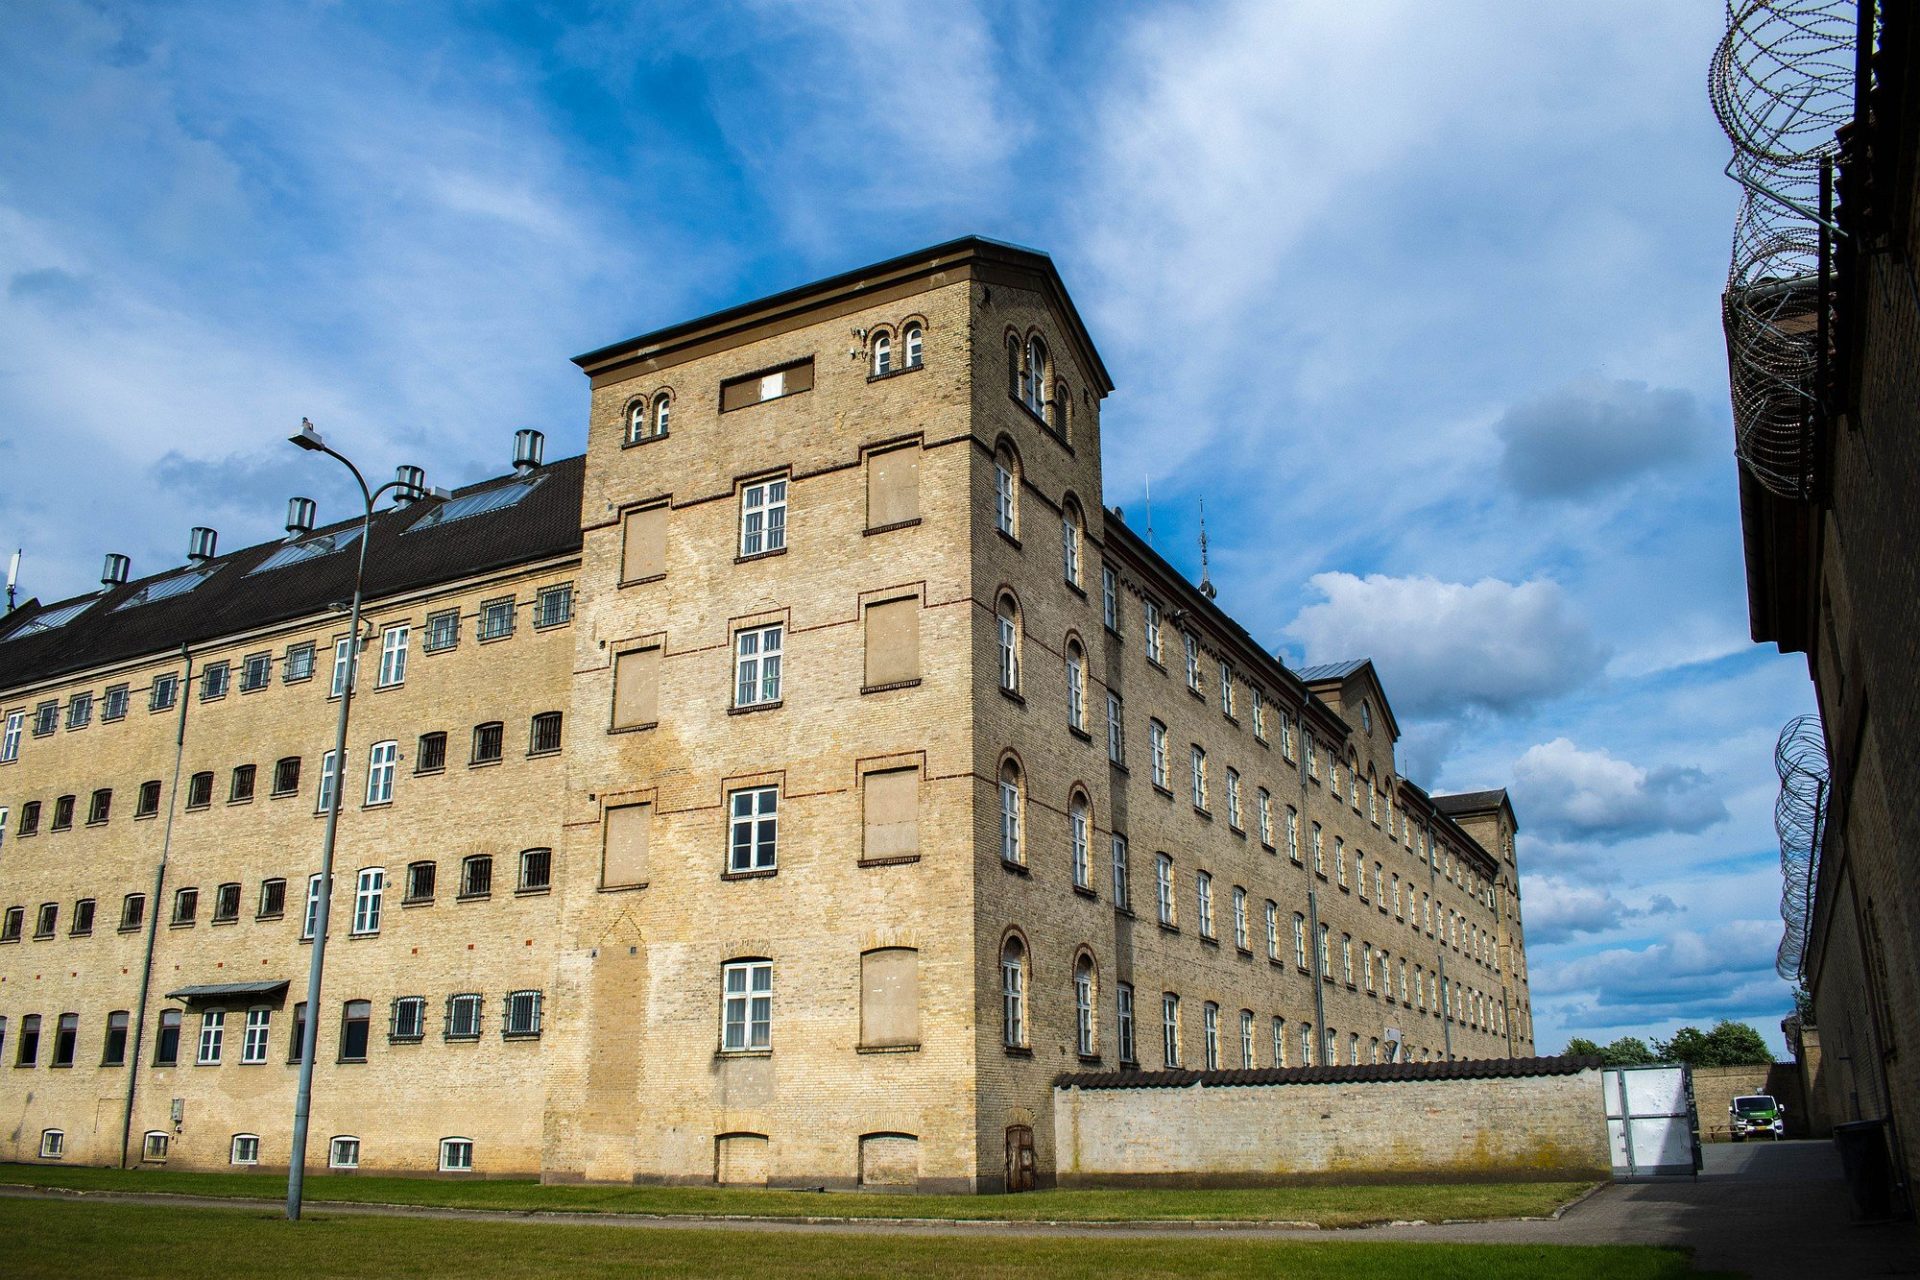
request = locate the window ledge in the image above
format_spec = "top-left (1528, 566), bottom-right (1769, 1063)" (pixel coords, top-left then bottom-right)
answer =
top-left (1067, 726), bottom-right (1092, 744)
top-left (1236, 947), bottom-right (1254, 959)
top-left (1000, 859), bottom-right (1030, 876)
top-left (401, 897), bottom-right (436, 909)
top-left (1198, 935), bottom-right (1220, 948)
top-left (116, 925), bottom-right (141, 935)
top-left (716, 1049), bottom-right (773, 1060)
top-left (1002, 1045), bottom-right (1034, 1059)
top-left (514, 886), bottom-right (551, 897)
top-left (1254, 735), bottom-right (1270, 750)
top-left (727, 701), bottom-right (783, 717)
top-left (619, 572), bottom-right (667, 588)
top-left (1072, 885), bottom-right (1097, 901)
top-left (1151, 784), bottom-right (1173, 799)
top-left (85, 819), bottom-right (108, 828)
top-left (226, 798), bottom-right (254, 808)
top-left (412, 768), bottom-right (445, 779)
top-left (998, 689), bottom-right (1026, 707)
top-left (361, 800), bottom-right (393, 811)
top-left (620, 431), bottom-right (671, 451)
top-left (996, 529), bottom-right (1023, 551)
top-left (1146, 657), bottom-right (1167, 675)
top-left (1077, 1054), bottom-right (1103, 1066)
top-left (478, 632), bottom-right (516, 645)
top-left (721, 868), bottom-right (778, 882)
top-left (210, 918), bottom-right (239, 928)
top-left (861, 678), bottom-right (922, 695)
top-left (734, 546), bottom-right (789, 566)
top-left (864, 517), bottom-right (922, 537)
top-left (859, 854), bottom-right (921, 868)
top-left (1113, 906), bottom-right (1135, 919)
top-left (1108, 760), bottom-right (1129, 775)
top-left (388, 1036), bottom-right (425, 1046)
top-left (1157, 922), bottom-right (1180, 935)
top-left (866, 363), bottom-right (926, 385)
top-left (527, 748), bottom-right (562, 760)
top-left (454, 893), bottom-right (492, 904)
top-left (856, 1042), bottom-right (922, 1054)
top-left (1064, 579), bottom-right (1087, 601)
top-left (169, 921), bottom-right (197, 930)
top-left (468, 758), bottom-right (503, 770)
top-left (1192, 806), bottom-right (1212, 821)
top-left (1228, 824), bottom-right (1246, 839)
top-left (502, 1031), bottom-right (543, 1042)
top-left (256, 912), bottom-right (285, 923)
top-left (609, 721), bottom-right (659, 735)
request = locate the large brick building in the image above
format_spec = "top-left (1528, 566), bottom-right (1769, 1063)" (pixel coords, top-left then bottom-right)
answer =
top-left (0, 237), bottom-right (1532, 1191)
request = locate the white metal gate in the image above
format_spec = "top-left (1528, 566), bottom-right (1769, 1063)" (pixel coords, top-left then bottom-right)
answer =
top-left (1604, 1064), bottom-right (1702, 1178)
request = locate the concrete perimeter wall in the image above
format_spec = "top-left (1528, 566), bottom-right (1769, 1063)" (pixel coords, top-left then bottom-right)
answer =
top-left (1054, 1067), bottom-right (1610, 1186)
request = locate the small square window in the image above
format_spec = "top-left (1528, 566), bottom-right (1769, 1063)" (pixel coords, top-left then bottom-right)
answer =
top-left (201, 662), bottom-right (230, 701)
top-left (102, 684), bottom-right (129, 722)
top-left (284, 643), bottom-right (316, 683)
top-left (445, 993), bottom-right (483, 1040)
top-left (240, 652), bottom-right (272, 692)
top-left (390, 996), bottom-right (427, 1043)
top-left (232, 1134), bottom-right (261, 1165)
top-left (425, 609), bottom-right (460, 653)
top-left (503, 990), bottom-right (542, 1039)
top-left (416, 732), bottom-right (448, 774)
top-left (212, 883), bottom-right (241, 923)
top-left (534, 584), bottom-right (573, 629)
top-left (440, 1137), bottom-right (474, 1172)
top-left (328, 1137), bottom-right (360, 1169)
top-left (272, 757), bottom-right (302, 796)
top-left (258, 878), bottom-right (286, 919)
top-left (478, 598), bottom-right (515, 642)
top-left (471, 722), bottom-right (503, 765)
top-left (229, 765), bottom-right (256, 804)
top-left (404, 861), bottom-right (436, 903)
top-left (39, 1130), bottom-right (65, 1159)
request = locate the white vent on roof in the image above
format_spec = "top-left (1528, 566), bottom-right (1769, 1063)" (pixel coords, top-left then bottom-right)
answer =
top-left (286, 497), bottom-right (316, 539)
top-left (188, 527), bottom-right (218, 563)
top-left (514, 429), bottom-right (544, 474)
top-left (101, 554), bottom-right (130, 589)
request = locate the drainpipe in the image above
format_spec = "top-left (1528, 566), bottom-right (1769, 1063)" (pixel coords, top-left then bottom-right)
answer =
top-left (1424, 811), bottom-right (1453, 1062)
top-left (120, 643), bottom-right (194, 1169)
top-left (1297, 726), bottom-right (1327, 1052)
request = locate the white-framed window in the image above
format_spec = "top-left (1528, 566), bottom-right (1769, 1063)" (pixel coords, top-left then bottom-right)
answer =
top-left (1364, 943), bottom-right (1376, 993)
top-left (1143, 600), bottom-right (1162, 663)
top-left (722, 959), bottom-right (773, 1052)
top-left (872, 331), bottom-right (893, 376)
top-left (1251, 687), bottom-right (1265, 740)
top-left (1110, 834), bottom-right (1130, 910)
top-left (351, 867), bottom-right (384, 935)
top-left (1117, 982), bottom-right (1136, 1063)
top-left (1219, 662), bottom-right (1233, 716)
top-left (739, 478), bottom-right (788, 557)
top-left (316, 750), bottom-right (341, 814)
top-left (1102, 565), bottom-right (1118, 631)
top-left (1202, 1002), bottom-right (1219, 1069)
top-left (329, 1137), bottom-right (360, 1169)
top-left (301, 873), bottom-right (323, 941)
top-left (446, 993), bottom-right (483, 1040)
top-left (1065, 641), bottom-right (1086, 731)
top-left (1189, 745), bottom-right (1207, 810)
top-left (440, 1137), bottom-right (474, 1172)
top-left (365, 740), bottom-right (396, 805)
top-left (1149, 719), bottom-right (1168, 788)
top-left (728, 786), bottom-right (778, 874)
top-left (1196, 870), bottom-right (1214, 939)
top-left (39, 1129), bottom-right (64, 1159)
top-left (1232, 886), bottom-right (1248, 950)
top-left (1183, 632), bottom-right (1201, 691)
top-left (1312, 822), bottom-right (1325, 875)
top-left (1326, 1027), bottom-right (1338, 1064)
top-left (1226, 768), bottom-right (1242, 828)
top-left (1257, 789), bottom-right (1273, 846)
top-left (653, 392), bottom-right (672, 437)
top-left (1301, 1022), bottom-right (1315, 1066)
top-left (425, 610), bottom-right (459, 652)
top-left (993, 450), bottom-right (1017, 536)
top-left (330, 636), bottom-right (353, 698)
top-left (241, 1008), bottom-right (271, 1064)
top-left (734, 624), bottom-right (783, 707)
top-left (1000, 939), bottom-right (1026, 1048)
top-left (998, 761), bottom-right (1023, 865)
top-left (1107, 692), bottom-right (1125, 764)
top-left (1319, 923), bottom-right (1331, 973)
top-left (1070, 797), bottom-right (1091, 891)
top-left (1240, 1009), bottom-right (1255, 1067)
top-left (1162, 992), bottom-right (1180, 1067)
top-left (1265, 900), bottom-right (1280, 962)
top-left (1335, 838), bottom-right (1348, 888)
top-left (1074, 955), bottom-right (1096, 1057)
top-left (376, 624), bottom-right (409, 688)
top-left (1342, 934), bottom-right (1354, 985)
top-left (1, 710), bottom-right (21, 763)
top-left (231, 1134), bottom-right (261, 1165)
top-left (1156, 853), bottom-right (1175, 926)
top-left (1272, 1016), bottom-right (1287, 1067)
top-left (997, 596), bottom-right (1020, 692)
top-left (903, 323), bottom-right (923, 368)
top-left (1292, 913), bottom-right (1308, 968)
top-left (504, 990), bottom-right (543, 1038)
top-left (1061, 506), bottom-right (1082, 587)
top-left (198, 1009), bottom-right (225, 1065)
top-left (143, 1132), bottom-right (169, 1163)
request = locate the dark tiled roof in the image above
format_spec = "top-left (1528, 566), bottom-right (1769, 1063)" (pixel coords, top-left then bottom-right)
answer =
top-left (1055, 1054), bottom-right (1602, 1091)
top-left (1296, 658), bottom-right (1369, 682)
top-left (1434, 790), bottom-right (1509, 816)
top-left (0, 454), bottom-right (584, 694)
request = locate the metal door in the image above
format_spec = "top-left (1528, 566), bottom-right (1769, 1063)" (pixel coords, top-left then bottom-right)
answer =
top-left (1604, 1064), bottom-right (1702, 1177)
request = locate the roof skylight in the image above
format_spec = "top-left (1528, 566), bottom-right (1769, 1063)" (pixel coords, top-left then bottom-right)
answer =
top-left (407, 476), bottom-right (543, 533)
top-left (2, 598), bottom-right (96, 638)
top-left (249, 526), bottom-right (364, 575)
top-left (113, 566), bottom-right (216, 612)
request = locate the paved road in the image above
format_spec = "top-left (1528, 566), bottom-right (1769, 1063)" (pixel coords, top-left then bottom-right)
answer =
top-left (4, 1140), bottom-right (1915, 1276)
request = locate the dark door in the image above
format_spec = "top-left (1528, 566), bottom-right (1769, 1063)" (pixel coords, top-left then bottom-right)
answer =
top-left (1004, 1124), bottom-right (1035, 1192)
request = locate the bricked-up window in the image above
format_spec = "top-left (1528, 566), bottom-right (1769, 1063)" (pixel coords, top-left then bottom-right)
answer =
top-left (445, 993), bottom-right (482, 1041)
top-left (478, 597), bottom-right (515, 642)
top-left (256, 878), bottom-right (285, 920)
top-left (863, 596), bottom-right (919, 689)
top-left (998, 760), bottom-right (1023, 866)
top-left (415, 733), bottom-right (446, 774)
top-left (1162, 993), bottom-right (1180, 1067)
top-left (404, 861), bottom-right (436, 903)
top-left (212, 883), bottom-right (240, 923)
top-left (1117, 982), bottom-right (1136, 1063)
top-left (34, 700), bottom-right (57, 735)
top-left (719, 358), bottom-right (813, 412)
top-left (993, 444), bottom-right (1019, 538)
top-left (721, 959), bottom-right (774, 1052)
top-left (459, 855), bottom-right (492, 899)
top-left (338, 1000), bottom-right (371, 1062)
top-left (734, 625), bottom-right (783, 707)
top-left (103, 1010), bottom-right (129, 1065)
top-left (612, 645), bottom-right (661, 729)
top-left (19, 800), bottom-right (39, 835)
top-left (70, 899), bottom-right (94, 936)
top-left (859, 947), bottom-right (919, 1049)
top-left (866, 444), bottom-right (920, 531)
top-left (185, 772), bottom-right (212, 810)
top-left (728, 787), bottom-right (778, 874)
top-left (424, 609), bottom-right (459, 653)
top-left (67, 691), bottom-right (92, 730)
top-left (241, 652), bottom-right (271, 692)
top-left (52, 793), bottom-right (75, 829)
top-left (270, 758), bottom-right (300, 797)
top-left (862, 769), bottom-right (917, 863)
top-left (36, 902), bottom-right (57, 938)
top-left (471, 722), bottom-right (503, 765)
top-left (201, 661), bottom-right (229, 701)
top-left (535, 584), bottom-right (573, 628)
top-left (601, 804), bottom-right (649, 889)
top-left (390, 996), bottom-right (426, 1042)
top-left (173, 888), bottom-right (198, 926)
top-left (621, 505), bottom-right (668, 583)
top-left (88, 788), bottom-right (111, 825)
top-left (0, 907), bottom-right (22, 942)
top-left (518, 848), bottom-right (551, 892)
top-left (529, 712), bottom-right (563, 756)
top-left (120, 893), bottom-right (144, 932)
top-left (503, 990), bottom-right (543, 1038)
top-left (739, 478), bottom-right (787, 557)
top-left (999, 939), bottom-right (1026, 1049)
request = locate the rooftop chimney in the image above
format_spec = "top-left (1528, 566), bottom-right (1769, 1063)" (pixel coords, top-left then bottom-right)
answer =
top-left (101, 553), bottom-right (130, 590)
top-left (393, 465), bottom-right (426, 507)
top-left (513, 428), bottom-right (545, 475)
top-left (286, 497), bottom-right (316, 540)
top-left (188, 527), bottom-right (218, 564)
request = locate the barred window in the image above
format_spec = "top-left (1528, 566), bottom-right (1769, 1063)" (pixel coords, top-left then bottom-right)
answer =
top-left (445, 993), bottom-right (483, 1041)
top-left (404, 861), bottom-right (436, 903)
top-left (416, 732), bottom-right (447, 773)
top-left (185, 772), bottom-right (212, 810)
top-left (478, 597), bottom-right (515, 641)
top-left (471, 722), bottom-right (504, 764)
top-left (503, 990), bottom-right (543, 1038)
top-left (390, 996), bottom-right (426, 1042)
top-left (284, 642), bottom-right (316, 682)
top-left (173, 888), bottom-right (198, 925)
top-left (272, 757), bottom-right (301, 796)
top-left (425, 609), bottom-right (460, 652)
top-left (529, 711), bottom-right (563, 756)
top-left (440, 1137), bottom-right (474, 1173)
top-left (518, 847), bottom-right (552, 893)
top-left (212, 883), bottom-right (241, 923)
top-left (88, 788), bottom-right (112, 824)
top-left (103, 684), bottom-right (129, 721)
top-left (535, 584), bottom-right (573, 628)
top-left (241, 652), bottom-right (272, 691)
top-left (459, 855), bottom-right (493, 899)
top-left (229, 765), bottom-right (255, 804)
top-left (258, 879), bottom-right (286, 919)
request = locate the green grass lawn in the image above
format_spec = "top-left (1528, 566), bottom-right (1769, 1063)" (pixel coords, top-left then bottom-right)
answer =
top-left (0, 1162), bottom-right (1590, 1225)
top-left (0, 1198), bottom-right (1725, 1279)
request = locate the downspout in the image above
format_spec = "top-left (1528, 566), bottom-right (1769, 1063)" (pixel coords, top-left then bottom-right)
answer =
top-left (1423, 811), bottom-right (1453, 1062)
top-left (1297, 727), bottom-right (1327, 1054)
top-left (120, 642), bottom-right (194, 1169)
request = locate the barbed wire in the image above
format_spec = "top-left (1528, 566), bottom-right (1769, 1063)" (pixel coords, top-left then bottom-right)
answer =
top-left (1773, 713), bottom-right (1829, 980)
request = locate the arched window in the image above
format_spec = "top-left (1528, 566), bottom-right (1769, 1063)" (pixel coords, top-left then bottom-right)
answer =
top-left (872, 331), bottom-right (892, 377)
top-left (1239, 1009), bottom-right (1255, 1067)
top-left (652, 392), bottom-right (671, 438)
top-left (1054, 384), bottom-right (1071, 440)
top-left (1292, 912), bottom-right (1307, 968)
top-left (1060, 501), bottom-right (1082, 588)
top-left (1069, 791), bottom-right (1091, 890)
top-left (999, 760), bottom-right (1023, 865)
top-left (1064, 638), bottom-right (1085, 731)
top-left (1024, 336), bottom-right (1049, 419)
top-left (997, 594), bottom-right (1021, 692)
top-left (903, 323), bottom-right (923, 368)
top-left (1202, 1001), bottom-right (1219, 1069)
top-left (1007, 334), bottom-right (1022, 397)
top-left (993, 444), bottom-right (1019, 536)
top-left (1001, 936), bottom-right (1027, 1048)
top-left (626, 400), bottom-right (648, 444)
top-left (1074, 953), bottom-right (1096, 1057)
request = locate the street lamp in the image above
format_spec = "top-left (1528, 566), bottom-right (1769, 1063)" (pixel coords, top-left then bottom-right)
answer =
top-left (282, 418), bottom-right (437, 1221)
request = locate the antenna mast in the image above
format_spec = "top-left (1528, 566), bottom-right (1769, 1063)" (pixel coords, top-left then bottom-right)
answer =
top-left (1198, 498), bottom-right (1217, 599)
top-left (5, 548), bottom-right (18, 613)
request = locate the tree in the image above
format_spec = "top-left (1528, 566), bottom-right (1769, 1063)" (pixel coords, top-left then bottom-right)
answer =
top-left (1653, 1020), bottom-right (1773, 1067)
top-left (1563, 1036), bottom-right (1657, 1066)
top-left (1565, 1037), bottom-right (1603, 1058)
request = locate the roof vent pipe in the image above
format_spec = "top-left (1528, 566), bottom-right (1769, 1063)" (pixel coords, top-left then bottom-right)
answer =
top-left (101, 553), bottom-right (130, 589)
top-left (513, 429), bottom-right (544, 474)
top-left (393, 465), bottom-right (426, 506)
top-left (286, 497), bottom-right (316, 539)
top-left (188, 527), bottom-right (218, 563)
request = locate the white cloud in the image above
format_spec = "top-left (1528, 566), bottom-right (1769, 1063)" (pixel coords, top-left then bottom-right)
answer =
top-left (1524, 876), bottom-right (1684, 945)
top-left (1540, 920), bottom-right (1788, 1028)
top-left (1513, 737), bottom-right (1729, 842)
top-left (1284, 572), bottom-right (1608, 717)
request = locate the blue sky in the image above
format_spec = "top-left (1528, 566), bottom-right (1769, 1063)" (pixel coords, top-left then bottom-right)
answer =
top-left (0, 1), bottom-right (1813, 1054)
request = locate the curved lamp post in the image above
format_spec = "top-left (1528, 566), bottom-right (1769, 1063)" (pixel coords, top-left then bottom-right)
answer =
top-left (283, 418), bottom-right (439, 1221)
